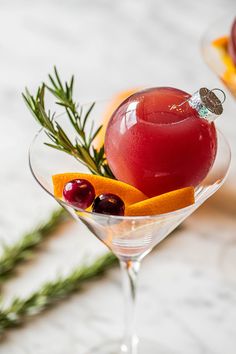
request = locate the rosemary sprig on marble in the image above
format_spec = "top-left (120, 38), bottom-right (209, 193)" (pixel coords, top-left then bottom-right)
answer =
top-left (22, 67), bottom-right (114, 178)
top-left (0, 252), bottom-right (117, 332)
top-left (0, 208), bottom-right (67, 281)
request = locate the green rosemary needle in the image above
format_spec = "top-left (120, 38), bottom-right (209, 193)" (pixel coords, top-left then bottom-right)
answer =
top-left (22, 67), bottom-right (114, 178)
top-left (0, 208), bottom-right (67, 281)
top-left (0, 252), bottom-right (117, 332)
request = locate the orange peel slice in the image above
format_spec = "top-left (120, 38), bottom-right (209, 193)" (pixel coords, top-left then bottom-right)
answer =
top-left (93, 88), bottom-right (138, 150)
top-left (222, 70), bottom-right (236, 97)
top-left (52, 173), bottom-right (147, 206)
top-left (125, 187), bottom-right (195, 216)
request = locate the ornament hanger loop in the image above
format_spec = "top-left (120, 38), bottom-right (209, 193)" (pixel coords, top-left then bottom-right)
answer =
top-left (208, 88), bottom-right (226, 105)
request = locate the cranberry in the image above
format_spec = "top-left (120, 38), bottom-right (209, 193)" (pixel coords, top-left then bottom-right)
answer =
top-left (63, 179), bottom-right (95, 209)
top-left (92, 193), bottom-right (125, 216)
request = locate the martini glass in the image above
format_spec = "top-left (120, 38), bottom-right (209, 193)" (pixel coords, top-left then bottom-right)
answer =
top-left (29, 101), bottom-right (231, 354)
top-left (201, 13), bottom-right (236, 99)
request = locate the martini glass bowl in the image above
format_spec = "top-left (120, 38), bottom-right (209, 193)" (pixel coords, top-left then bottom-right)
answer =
top-left (29, 101), bottom-right (231, 354)
top-left (201, 12), bottom-right (236, 99)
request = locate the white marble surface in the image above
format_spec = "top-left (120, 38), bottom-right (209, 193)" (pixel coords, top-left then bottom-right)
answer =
top-left (0, 0), bottom-right (236, 353)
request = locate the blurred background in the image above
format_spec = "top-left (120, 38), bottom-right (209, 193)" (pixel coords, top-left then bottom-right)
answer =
top-left (0, 0), bottom-right (236, 353)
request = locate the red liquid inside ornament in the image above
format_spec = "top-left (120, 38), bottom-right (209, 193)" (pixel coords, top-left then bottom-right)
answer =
top-left (104, 87), bottom-right (217, 197)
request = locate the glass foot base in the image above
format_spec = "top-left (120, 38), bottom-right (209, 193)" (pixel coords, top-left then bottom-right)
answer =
top-left (85, 338), bottom-right (175, 354)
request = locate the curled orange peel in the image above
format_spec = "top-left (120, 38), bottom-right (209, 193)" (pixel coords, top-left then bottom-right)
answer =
top-left (52, 172), bottom-right (147, 206)
top-left (125, 187), bottom-right (195, 216)
top-left (52, 174), bottom-right (195, 216)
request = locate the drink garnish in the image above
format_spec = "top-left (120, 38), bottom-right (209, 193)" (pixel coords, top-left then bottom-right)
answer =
top-left (92, 194), bottom-right (125, 216)
top-left (126, 187), bottom-right (194, 216)
top-left (63, 179), bottom-right (95, 209)
top-left (23, 67), bottom-right (114, 178)
top-left (52, 173), bottom-right (147, 205)
top-left (53, 173), bottom-right (194, 216)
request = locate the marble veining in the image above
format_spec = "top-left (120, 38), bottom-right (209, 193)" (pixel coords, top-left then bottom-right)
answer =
top-left (0, 0), bottom-right (236, 353)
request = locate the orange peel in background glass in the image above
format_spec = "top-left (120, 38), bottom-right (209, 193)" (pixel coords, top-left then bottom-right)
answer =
top-left (212, 36), bottom-right (236, 98)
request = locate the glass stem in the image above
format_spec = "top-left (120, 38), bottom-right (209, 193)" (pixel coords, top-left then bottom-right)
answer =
top-left (120, 259), bottom-right (141, 354)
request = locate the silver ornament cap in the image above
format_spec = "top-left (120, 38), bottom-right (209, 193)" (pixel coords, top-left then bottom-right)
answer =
top-left (188, 87), bottom-right (226, 122)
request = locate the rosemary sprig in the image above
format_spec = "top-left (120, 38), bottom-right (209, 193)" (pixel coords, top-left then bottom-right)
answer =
top-left (0, 252), bottom-right (117, 332)
top-left (0, 208), bottom-right (68, 281)
top-left (22, 67), bottom-right (114, 178)
top-left (0, 224), bottom-right (181, 333)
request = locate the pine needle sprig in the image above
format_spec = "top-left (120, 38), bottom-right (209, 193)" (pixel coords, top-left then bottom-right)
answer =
top-left (0, 252), bottom-right (117, 332)
top-left (22, 67), bottom-right (114, 178)
top-left (0, 208), bottom-right (68, 282)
